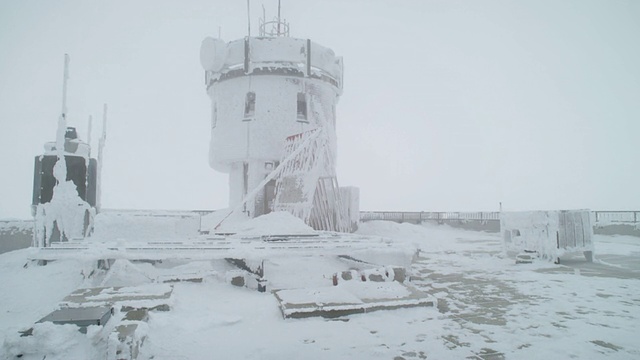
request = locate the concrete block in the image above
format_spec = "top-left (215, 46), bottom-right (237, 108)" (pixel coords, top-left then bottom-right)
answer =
top-left (341, 270), bottom-right (353, 280)
top-left (391, 267), bottom-right (406, 283)
top-left (231, 275), bottom-right (245, 287)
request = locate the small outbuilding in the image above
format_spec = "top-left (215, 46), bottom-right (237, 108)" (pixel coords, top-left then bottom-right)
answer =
top-left (500, 210), bottom-right (594, 263)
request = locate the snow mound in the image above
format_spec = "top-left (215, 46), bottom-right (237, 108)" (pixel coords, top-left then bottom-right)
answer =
top-left (230, 211), bottom-right (316, 236)
top-left (200, 209), bottom-right (249, 233)
top-left (2, 322), bottom-right (102, 360)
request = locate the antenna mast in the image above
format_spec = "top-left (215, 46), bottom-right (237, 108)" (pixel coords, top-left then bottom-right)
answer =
top-left (277, 0), bottom-right (281, 36)
top-left (247, 0), bottom-right (251, 36)
top-left (61, 54), bottom-right (70, 118)
top-left (96, 104), bottom-right (108, 212)
top-left (258, 0), bottom-right (289, 37)
top-left (87, 115), bottom-right (92, 145)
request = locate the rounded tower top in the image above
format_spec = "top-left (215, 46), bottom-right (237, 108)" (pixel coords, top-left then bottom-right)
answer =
top-left (200, 36), bottom-right (343, 94)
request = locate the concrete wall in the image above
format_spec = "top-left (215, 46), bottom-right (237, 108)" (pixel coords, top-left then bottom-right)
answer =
top-left (0, 220), bottom-right (33, 254)
top-left (594, 224), bottom-right (640, 237)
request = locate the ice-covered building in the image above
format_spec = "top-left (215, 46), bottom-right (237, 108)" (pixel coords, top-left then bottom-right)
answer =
top-left (500, 210), bottom-right (594, 263)
top-left (32, 126), bottom-right (98, 245)
top-left (31, 55), bottom-right (106, 246)
top-left (200, 15), bottom-right (358, 232)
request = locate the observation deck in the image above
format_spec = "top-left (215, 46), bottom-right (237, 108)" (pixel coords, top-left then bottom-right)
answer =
top-left (203, 36), bottom-right (344, 92)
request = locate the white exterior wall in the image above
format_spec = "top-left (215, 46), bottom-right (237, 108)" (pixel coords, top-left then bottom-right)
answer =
top-left (207, 76), bottom-right (338, 172)
top-left (202, 36), bottom-right (343, 216)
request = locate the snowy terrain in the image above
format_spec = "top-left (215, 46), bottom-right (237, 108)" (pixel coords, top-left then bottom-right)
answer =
top-left (1, 217), bottom-right (639, 359)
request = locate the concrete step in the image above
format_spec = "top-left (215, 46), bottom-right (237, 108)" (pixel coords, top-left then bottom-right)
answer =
top-left (274, 282), bottom-right (435, 319)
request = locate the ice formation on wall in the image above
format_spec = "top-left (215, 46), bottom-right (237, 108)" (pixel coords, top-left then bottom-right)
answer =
top-left (201, 22), bottom-right (358, 232)
top-left (34, 114), bottom-right (93, 246)
top-left (500, 210), bottom-right (594, 261)
top-left (32, 55), bottom-right (101, 246)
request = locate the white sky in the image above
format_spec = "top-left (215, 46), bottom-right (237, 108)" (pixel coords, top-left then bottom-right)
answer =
top-left (0, 0), bottom-right (638, 219)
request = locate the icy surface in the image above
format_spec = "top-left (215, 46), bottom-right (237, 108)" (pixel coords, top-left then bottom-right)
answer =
top-left (1, 221), bottom-right (639, 359)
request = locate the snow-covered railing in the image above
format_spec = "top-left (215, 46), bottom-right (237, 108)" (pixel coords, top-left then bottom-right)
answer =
top-left (100, 209), bottom-right (215, 217)
top-left (593, 211), bottom-right (639, 224)
top-left (360, 211), bottom-right (501, 223)
top-left (205, 37), bottom-right (343, 91)
top-left (28, 233), bottom-right (401, 262)
top-left (361, 211), bottom-right (640, 225)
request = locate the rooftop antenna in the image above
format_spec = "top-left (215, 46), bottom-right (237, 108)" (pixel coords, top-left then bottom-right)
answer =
top-left (52, 54), bottom-right (70, 212)
top-left (258, 0), bottom-right (289, 37)
top-left (61, 54), bottom-right (70, 119)
top-left (87, 115), bottom-right (92, 146)
top-left (247, 0), bottom-right (251, 37)
top-left (277, 0), bottom-right (281, 36)
top-left (96, 104), bottom-right (107, 212)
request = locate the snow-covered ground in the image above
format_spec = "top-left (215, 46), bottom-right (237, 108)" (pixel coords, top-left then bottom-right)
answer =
top-left (1, 218), bottom-right (639, 359)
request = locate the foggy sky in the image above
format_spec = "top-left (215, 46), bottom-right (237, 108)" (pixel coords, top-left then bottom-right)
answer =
top-left (1, 0), bottom-right (638, 219)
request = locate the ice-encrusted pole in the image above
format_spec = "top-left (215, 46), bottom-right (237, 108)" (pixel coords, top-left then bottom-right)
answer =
top-left (53, 54), bottom-right (70, 190)
top-left (39, 55), bottom-right (71, 246)
top-left (246, 0), bottom-right (251, 37)
top-left (87, 115), bottom-right (92, 147)
top-left (96, 104), bottom-right (107, 212)
top-left (34, 55), bottom-right (70, 246)
top-left (61, 54), bottom-right (69, 118)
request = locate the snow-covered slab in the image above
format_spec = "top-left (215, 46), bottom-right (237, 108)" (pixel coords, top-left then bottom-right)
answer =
top-left (61, 284), bottom-right (173, 308)
top-left (37, 306), bottom-right (113, 332)
top-left (274, 282), bottom-right (435, 319)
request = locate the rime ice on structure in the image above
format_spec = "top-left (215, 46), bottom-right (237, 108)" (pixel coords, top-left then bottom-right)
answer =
top-left (500, 210), bottom-right (594, 262)
top-left (200, 12), bottom-right (358, 232)
top-left (31, 55), bottom-right (104, 246)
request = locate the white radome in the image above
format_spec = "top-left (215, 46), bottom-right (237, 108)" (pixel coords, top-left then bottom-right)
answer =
top-left (199, 37), bottom-right (227, 72)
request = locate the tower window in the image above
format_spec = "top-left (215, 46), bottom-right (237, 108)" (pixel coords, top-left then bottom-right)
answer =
top-left (244, 92), bottom-right (256, 118)
top-left (297, 92), bottom-right (307, 121)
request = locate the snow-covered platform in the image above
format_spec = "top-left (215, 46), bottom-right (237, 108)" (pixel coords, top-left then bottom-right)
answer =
top-left (25, 213), bottom-right (419, 290)
top-left (275, 282), bottom-right (435, 319)
top-left (26, 233), bottom-right (405, 262)
top-left (4, 213), bottom-right (640, 359)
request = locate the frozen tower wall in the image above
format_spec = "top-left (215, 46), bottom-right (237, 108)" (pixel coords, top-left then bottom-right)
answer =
top-left (200, 25), bottom-right (351, 227)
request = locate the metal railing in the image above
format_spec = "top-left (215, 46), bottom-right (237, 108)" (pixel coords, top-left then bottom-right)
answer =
top-left (360, 211), bottom-right (500, 223)
top-left (4, 210), bottom-right (638, 226)
top-left (593, 211), bottom-right (639, 224)
top-left (360, 211), bottom-right (639, 224)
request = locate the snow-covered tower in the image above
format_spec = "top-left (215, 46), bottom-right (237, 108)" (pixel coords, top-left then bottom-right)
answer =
top-left (200, 12), bottom-right (357, 231)
top-left (31, 55), bottom-right (107, 246)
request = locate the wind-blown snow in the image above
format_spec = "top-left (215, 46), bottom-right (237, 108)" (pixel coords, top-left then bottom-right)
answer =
top-left (227, 211), bottom-right (316, 236)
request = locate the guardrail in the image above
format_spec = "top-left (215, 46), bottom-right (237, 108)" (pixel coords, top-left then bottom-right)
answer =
top-left (361, 211), bottom-right (640, 224)
top-left (593, 211), bottom-right (639, 224)
top-left (360, 211), bottom-right (500, 223)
